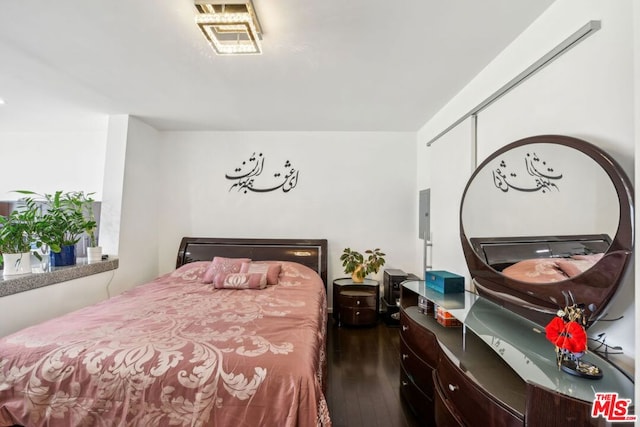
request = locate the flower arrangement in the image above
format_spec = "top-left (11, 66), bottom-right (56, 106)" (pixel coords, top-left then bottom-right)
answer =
top-left (544, 301), bottom-right (601, 379)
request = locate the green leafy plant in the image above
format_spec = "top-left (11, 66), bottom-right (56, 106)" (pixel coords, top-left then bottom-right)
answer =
top-left (17, 190), bottom-right (95, 253)
top-left (79, 192), bottom-right (98, 247)
top-left (340, 247), bottom-right (386, 280)
top-left (0, 199), bottom-right (40, 255)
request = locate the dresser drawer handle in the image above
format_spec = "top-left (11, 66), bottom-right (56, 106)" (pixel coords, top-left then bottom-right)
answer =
top-left (402, 325), bottom-right (408, 331)
top-left (356, 311), bottom-right (360, 315)
top-left (401, 380), bottom-right (408, 387)
top-left (448, 384), bottom-right (459, 392)
top-left (402, 354), bottom-right (409, 360)
top-left (356, 300), bottom-right (361, 305)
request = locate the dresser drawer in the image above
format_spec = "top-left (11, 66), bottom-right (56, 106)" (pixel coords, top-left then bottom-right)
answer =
top-left (400, 367), bottom-right (434, 424)
top-left (400, 311), bottom-right (439, 367)
top-left (437, 352), bottom-right (522, 427)
top-left (338, 290), bottom-right (376, 309)
top-left (400, 336), bottom-right (434, 399)
top-left (339, 307), bottom-right (377, 325)
top-left (433, 370), bottom-right (465, 427)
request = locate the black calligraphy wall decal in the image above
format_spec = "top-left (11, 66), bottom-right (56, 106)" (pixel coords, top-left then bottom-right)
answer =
top-left (225, 152), bottom-right (300, 194)
top-left (492, 152), bottom-right (563, 193)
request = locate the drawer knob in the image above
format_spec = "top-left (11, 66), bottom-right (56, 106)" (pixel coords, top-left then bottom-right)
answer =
top-left (401, 381), bottom-right (408, 387)
top-left (402, 354), bottom-right (409, 360)
top-left (402, 325), bottom-right (409, 331)
top-left (356, 311), bottom-right (360, 315)
top-left (356, 300), bottom-right (361, 305)
top-left (448, 384), bottom-right (459, 392)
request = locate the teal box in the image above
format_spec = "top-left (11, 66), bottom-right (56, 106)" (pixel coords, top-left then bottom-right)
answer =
top-left (425, 270), bottom-right (464, 294)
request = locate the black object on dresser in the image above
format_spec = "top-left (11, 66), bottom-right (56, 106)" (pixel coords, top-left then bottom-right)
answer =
top-left (382, 269), bottom-right (419, 326)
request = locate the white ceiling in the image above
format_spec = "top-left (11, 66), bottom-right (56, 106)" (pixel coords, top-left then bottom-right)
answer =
top-left (0, 0), bottom-right (555, 132)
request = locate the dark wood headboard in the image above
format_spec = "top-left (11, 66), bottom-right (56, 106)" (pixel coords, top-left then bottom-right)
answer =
top-left (176, 237), bottom-right (328, 286)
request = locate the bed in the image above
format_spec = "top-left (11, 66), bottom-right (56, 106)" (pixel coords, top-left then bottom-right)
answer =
top-left (0, 237), bottom-right (330, 427)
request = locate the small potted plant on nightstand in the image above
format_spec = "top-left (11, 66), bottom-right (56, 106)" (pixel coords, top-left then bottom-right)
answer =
top-left (340, 247), bottom-right (386, 283)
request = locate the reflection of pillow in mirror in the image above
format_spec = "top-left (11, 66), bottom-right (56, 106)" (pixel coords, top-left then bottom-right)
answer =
top-left (571, 253), bottom-right (604, 262)
top-left (557, 255), bottom-right (601, 277)
top-left (502, 258), bottom-right (568, 283)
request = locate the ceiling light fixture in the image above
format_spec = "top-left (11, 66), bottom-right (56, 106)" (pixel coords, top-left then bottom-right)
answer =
top-left (194, 0), bottom-right (262, 55)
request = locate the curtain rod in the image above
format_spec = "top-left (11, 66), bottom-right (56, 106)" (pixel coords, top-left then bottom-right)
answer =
top-left (425, 20), bottom-right (601, 147)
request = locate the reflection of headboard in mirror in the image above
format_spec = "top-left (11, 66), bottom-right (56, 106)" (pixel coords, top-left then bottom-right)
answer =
top-left (471, 234), bottom-right (610, 274)
top-left (460, 135), bottom-right (634, 328)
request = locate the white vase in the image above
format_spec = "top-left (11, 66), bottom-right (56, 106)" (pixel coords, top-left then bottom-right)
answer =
top-left (87, 246), bottom-right (103, 263)
top-left (2, 252), bottom-right (32, 276)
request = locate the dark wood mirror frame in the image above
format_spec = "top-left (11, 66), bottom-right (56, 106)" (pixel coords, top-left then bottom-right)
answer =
top-left (460, 135), bottom-right (634, 328)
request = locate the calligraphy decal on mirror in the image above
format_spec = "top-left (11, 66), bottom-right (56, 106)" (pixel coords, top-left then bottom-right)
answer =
top-left (492, 152), bottom-right (563, 193)
top-left (225, 152), bottom-right (300, 194)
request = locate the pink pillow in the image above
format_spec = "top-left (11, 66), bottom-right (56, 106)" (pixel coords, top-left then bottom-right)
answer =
top-left (240, 262), bottom-right (282, 286)
top-left (213, 272), bottom-right (267, 289)
top-left (202, 257), bottom-right (251, 284)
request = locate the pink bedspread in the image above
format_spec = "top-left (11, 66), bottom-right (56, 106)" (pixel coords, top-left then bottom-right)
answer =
top-left (0, 261), bottom-right (330, 427)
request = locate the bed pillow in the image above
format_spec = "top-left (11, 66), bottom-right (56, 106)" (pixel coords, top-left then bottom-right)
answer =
top-left (240, 261), bottom-right (282, 285)
top-left (202, 257), bottom-right (251, 284)
top-left (213, 272), bottom-right (267, 289)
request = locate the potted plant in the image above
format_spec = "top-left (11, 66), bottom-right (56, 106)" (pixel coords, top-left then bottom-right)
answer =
top-left (18, 190), bottom-right (92, 267)
top-left (0, 199), bottom-right (40, 276)
top-left (340, 247), bottom-right (386, 283)
top-left (80, 192), bottom-right (101, 263)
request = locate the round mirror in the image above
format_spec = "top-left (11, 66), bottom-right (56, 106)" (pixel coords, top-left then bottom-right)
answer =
top-left (460, 135), bottom-right (633, 327)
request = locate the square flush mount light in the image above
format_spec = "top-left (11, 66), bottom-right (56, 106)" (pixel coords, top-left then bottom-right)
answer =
top-left (195, 0), bottom-right (262, 55)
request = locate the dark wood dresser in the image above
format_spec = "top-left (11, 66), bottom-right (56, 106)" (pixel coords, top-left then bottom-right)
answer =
top-left (399, 280), bottom-right (634, 427)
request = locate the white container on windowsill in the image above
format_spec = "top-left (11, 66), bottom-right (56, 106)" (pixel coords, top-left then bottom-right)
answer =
top-left (2, 252), bottom-right (32, 276)
top-left (87, 246), bottom-right (103, 263)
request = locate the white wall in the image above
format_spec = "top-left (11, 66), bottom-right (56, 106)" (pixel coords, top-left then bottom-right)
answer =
top-left (0, 115), bottom-right (162, 335)
top-left (0, 129), bottom-right (107, 200)
top-left (416, 118), bottom-right (474, 287)
top-left (0, 270), bottom-right (115, 336)
top-left (105, 116), bottom-right (161, 296)
top-left (157, 131), bottom-right (418, 307)
top-left (417, 0), bottom-right (636, 369)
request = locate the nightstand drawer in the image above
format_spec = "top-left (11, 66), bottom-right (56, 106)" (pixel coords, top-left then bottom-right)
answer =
top-left (339, 307), bottom-right (377, 325)
top-left (339, 290), bottom-right (376, 309)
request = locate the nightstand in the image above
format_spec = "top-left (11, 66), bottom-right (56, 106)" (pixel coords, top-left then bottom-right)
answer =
top-left (332, 278), bottom-right (379, 326)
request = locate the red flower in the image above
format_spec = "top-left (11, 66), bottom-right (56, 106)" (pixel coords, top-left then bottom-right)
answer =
top-left (545, 316), bottom-right (587, 354)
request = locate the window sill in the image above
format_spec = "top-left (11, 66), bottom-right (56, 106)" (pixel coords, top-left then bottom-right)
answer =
top-left (0, 258), bottom-right (119, 297)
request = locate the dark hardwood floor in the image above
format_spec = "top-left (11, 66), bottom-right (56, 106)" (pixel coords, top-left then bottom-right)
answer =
top-left (325, 316), bottom-right (421, 427)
